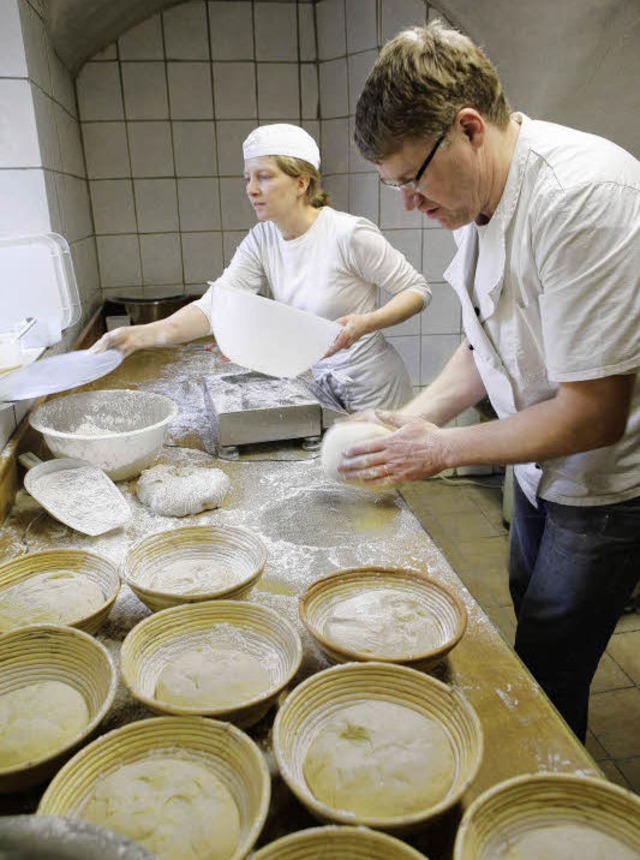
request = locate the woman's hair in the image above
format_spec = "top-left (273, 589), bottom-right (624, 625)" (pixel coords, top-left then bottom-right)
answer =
top-left (354, 20), bottom-right (512, 162)
top-left (274, 155), bottom-right (332, 208)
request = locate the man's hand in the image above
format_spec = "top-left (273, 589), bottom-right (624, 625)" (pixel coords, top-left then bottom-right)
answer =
top-left (323, 314), bottom-right (372, 357)
top-left (91, 324), bottom-right (160, 357)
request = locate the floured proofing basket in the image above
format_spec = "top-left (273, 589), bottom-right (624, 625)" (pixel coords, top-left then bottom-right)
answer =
top-left (120, 600), bottom-right (302, 729)
top-left (272, 661), bottom-right (483, 834)
top-left (0, 625), bottom-right (116, 792)
top-left (124, 524), bottom-right (267, 612)
top-left (251, 824), bottom-right (430, 858)
top-left (0, 549), bottom-right (120, 636)
top-left (299, 566), bottom-right (467, 671)
top-left (37, 716), bottom-right (271, 860)
top-left (453, 772), bottom-right (640, 859)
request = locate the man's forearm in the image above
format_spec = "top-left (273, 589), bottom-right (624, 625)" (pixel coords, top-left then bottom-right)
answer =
top-left (149, 303), bottom-right (211, 347)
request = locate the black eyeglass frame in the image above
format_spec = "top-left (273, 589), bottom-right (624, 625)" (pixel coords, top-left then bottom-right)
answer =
top-left (381, 130), bottom-right (448, 191)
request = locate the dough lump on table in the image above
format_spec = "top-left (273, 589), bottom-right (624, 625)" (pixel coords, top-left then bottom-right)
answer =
top-left (156, 645), bottom-right (272, 708)
top-left (0, 680), bottom-right (89, 768)
top-left (321, 421), bottom-right (394, 483)
top-left (136, 463), bottom-right (231, 517)
top-left (0, 570), bottom-right (104, 633)
top-left (303, 700), bottom-right (455, 818)
top-left (496, 823), bottom-right (638, 859)
top-left (82, 757), bottom-right (240, 860)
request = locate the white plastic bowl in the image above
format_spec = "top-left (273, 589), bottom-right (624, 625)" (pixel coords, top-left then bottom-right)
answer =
top-left (30, 390), bottom-right (178, 481)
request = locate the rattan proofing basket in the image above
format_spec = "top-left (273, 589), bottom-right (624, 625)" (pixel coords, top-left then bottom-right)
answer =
top-left (0, 625), bottom-right (117, 793)
top-left (0, 549), bottom-right (120, 635)
top-left (453, 772), bottom-right (640, 859)
top-left (299, 566), bottom-right (467, 670)
top-left (273, 661), bottom-right (483, 833)
top-left (251, 825), bottom-right (429, 858)
top-left (38, 716), bottom-right (271, 860)
top-left (120, 600), bottom-right (303, 728)
top-left (124, 524), bottom-right (266, 612)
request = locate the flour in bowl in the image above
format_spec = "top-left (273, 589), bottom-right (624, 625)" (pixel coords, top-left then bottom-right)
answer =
top-left (0, 570), bottom-right (104, 633)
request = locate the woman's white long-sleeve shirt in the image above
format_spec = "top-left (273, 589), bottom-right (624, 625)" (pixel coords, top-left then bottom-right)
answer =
top-left (194, 207), bottom-right (431, 410)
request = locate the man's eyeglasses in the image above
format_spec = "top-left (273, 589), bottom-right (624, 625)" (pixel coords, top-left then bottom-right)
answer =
top-left (381, 131), bottom-right (447, 192)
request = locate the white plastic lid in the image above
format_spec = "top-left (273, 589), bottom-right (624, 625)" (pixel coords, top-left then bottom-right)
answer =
top-left (0, 349), bottom-right (123, 402)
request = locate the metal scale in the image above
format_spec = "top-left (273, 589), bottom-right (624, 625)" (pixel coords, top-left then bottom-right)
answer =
top-left (203, 370), bottom-right (344, 459)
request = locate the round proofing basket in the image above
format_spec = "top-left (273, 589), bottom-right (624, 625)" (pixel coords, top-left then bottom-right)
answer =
top-left (251, 825), bottom-right (429, 859)
top-left (453, 772), bottom-right (640, 859)
top-left (30, 389), bottom-right (178, 481)
top-left (272, 661), bottom-right (483, 833)
top-left (38, 716), bottom-right (271, 860)
top-left (120, 600), bottom-right (303, 728)
top-left (0, 549), bottom-right (120, 635)
top-left (124, 524), bottom-right (267, 612)
top-left (299, 566), bottom-right (467, 670)
top-left (0, 625), bottom-right (117, 793)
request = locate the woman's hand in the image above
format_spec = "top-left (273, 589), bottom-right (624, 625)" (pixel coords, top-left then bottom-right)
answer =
top-left (338, 411), bottom-right (453, 485)
top-left (91, 323), bottom-right (163, 357)
top-left (324, 313), bottom-right (372, 357)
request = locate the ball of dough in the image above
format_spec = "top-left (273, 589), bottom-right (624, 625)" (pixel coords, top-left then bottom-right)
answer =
top-left (136, 464), bottom-right (231, 517)
top-left (82, 757), bottom-right (240, 860)
top-left (155, 646), bottom-right (272, 709)
top-left (0, 680), bottom-right (89, 768)
top-left (321, 421), bottom-right (393, 483)
top-left (303, 701), bottom-right (455, 818)
top-left (0, 570), bottom-right (104, 634)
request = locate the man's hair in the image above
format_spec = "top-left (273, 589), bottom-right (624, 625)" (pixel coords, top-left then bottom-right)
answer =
top-left (274, 155), bottom-right (332, 208)
top-left (354, 20), bottom-right (512, 162)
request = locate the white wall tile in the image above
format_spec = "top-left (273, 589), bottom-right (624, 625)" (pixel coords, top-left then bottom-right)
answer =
top-left (422, 228), bottom-right (457, 281)
top-left (323, 173), bottom-right (349, 211)
top-left (92, 43), bottom-right (117, 61)
top-left (222, 230), bottom-right (246, 265)
top-left (380, 183), bottom-right (422, 228)
top-left (134, 178), bottom-right (179, 232)
top-left (348, 172), bottom-right (378, 221)
top-left (421, 282), bottom-right (461, 335)
top-left (56, 108), bottom-right (86, 176)
top-left (321, 117), bottom-right (350, 174)
top-left (302, 119), bottom-right (320, 144)
top-left (319, 58), bottom-right (348, 118)
top-left (298, 3), bottom-right (316, 62)
top-left (381, 227), bottom-right (422, 270)
top-left (173, 121), bottom-right (217, 176)
top-left (177, 178), bottom-right (221, 230)
top-left (82, 122), bottom-right (130, 178)
top-left (118, 14), bottom-right (164, 60)
top-left (0, 404), bottom-right (17, 450)
top-left (18, 0), bottom-right (51, 94)
top-left (0, 80), bottom-right (40, 168)
top-left (168, 62), bottom-right (214, 120)
top-left (348, 50), bottom-right (376, 114)
top-left (90, 179), bottom-right (137, 234)
top-left (32, 88), bottom-right (61, 171)
top-left (316, 0), bottom-right (346, 61)
top-left (215, 120), bottom-right (254, 174)
top-left (219, 177), bottom-right (254, 230)
top-left (420, 332), bottom-right (459, 384)
top-left (122, 62), bottom-right (169, 120)
top-left (140, 233), bottom-right (183, 284)
top-left (0, 0), bottom-right (28, 77)
top-left (255, 2), bottom-right (298, 61)
top-left (348, 116), bottom-right (374, 174)
top-left (97, 234), bottom-right (142, 288)
top-left (71, 236), bottom-right (101, 308)
top-left (346, 0), bottom-right (377, 53)
top-left (209, 1), bottom-right (253, 61)
top-left (163, 1), bottom-right (209, 61)
top-left (300, 63), bottom-right (318, 120)
top-left (212, 62), bottom-right (256, 119)
top-left (182, 231), bottom-right (224, 283)
top-left (76, 62), bottom-right (124, 121)
top-left (43, 168), bottom-right (62, 233)
top-left (388, 334), bottom-right (420, 385)
top-left (57, 174), bottom-right (93, 243)
top-left (381, 0), bottom-right (426, 43)
top-left (257, 63), bottom-right (299, 120)
top-left (50, 52), bottom-right (77, 116)
top-left (128, 121), bottom-right (174, 177)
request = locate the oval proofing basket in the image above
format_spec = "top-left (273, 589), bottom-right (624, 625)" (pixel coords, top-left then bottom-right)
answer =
top-left (273, 661), bottom-right (483, 833)
top-left (299, 566), bottom-right (467, 670)
top-left (251, 825), bottom-right (429, 859)
top-left (124, 524), bottom-right (267, 612)
top-left (120, 600), bottom-right (302, 728)
top-left (0, 625), bottom-right (117, 792)
top-left (0, 549), bottom-right (120, 635)
top-left (37, 716), bottom-right (271, 860)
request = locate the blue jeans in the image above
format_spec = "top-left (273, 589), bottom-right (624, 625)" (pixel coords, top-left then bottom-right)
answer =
top-left (509, 480), bottom-right (640, 742)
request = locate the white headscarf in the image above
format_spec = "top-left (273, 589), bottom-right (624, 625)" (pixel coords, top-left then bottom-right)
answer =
top-left (242, 124), bottom-right (321, 170)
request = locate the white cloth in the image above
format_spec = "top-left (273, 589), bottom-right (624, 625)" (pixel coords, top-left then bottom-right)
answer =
top-left (243, 124), bottom-right (320, 169)
top-left (444, 113), bottom-right (640, 506)
top-left (194, 208), bottom-right (431, 411)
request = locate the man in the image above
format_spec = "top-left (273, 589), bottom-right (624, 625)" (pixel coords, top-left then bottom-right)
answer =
top-left (345, 20), bottom-right (640, 742)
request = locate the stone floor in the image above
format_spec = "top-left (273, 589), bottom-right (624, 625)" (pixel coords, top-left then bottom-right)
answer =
top-left (400, 475), bottom-right (640, 794)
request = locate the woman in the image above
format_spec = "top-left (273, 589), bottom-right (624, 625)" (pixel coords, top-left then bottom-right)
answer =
top-left (97, 124), bottom-right (431, 412)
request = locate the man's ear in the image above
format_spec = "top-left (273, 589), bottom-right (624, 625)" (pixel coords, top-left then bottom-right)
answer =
top-left (457, 108), bottom-right (486, 149)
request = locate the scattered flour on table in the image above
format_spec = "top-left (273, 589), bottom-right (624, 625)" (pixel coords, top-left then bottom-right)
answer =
top-left (136, 462), bottom-right (230, 517)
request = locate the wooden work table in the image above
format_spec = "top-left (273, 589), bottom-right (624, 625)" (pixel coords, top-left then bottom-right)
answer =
top-left (0, 344), bottom-right (602, 858)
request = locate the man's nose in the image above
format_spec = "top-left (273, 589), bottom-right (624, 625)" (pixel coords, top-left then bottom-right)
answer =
top-left (401, 187), bottom-right (418, 211)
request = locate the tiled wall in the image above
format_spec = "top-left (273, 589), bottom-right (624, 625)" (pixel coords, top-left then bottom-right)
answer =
top-left (0, 0), bottom-right (101, 449)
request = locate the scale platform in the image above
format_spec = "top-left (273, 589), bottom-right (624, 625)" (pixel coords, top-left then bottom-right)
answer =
top-left (203, 371), bottom-right (343, 456)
